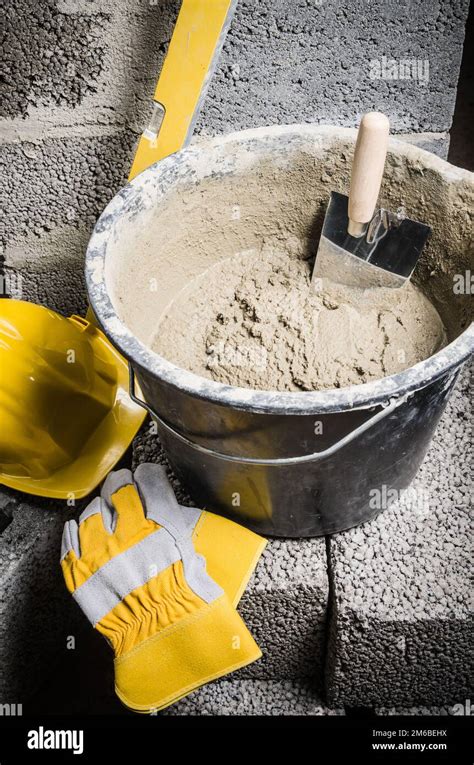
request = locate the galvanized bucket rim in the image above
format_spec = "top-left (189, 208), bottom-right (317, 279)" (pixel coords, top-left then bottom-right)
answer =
top-left (86, 123), bottom-right (474, 416)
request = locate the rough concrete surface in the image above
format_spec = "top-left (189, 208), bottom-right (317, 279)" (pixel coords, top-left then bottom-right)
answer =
top-left (163, 680), bottom-right (461, 716)
top-left (3, 0), bottom-right (468, 129)
top-left (1, 133), bottom-right (133, 246)
top-left (3, 0), bottom-right (108, 118)
top-left (2, 130), bottom-right (134, 315)
top-left (400, 131), bottom-right (449, 158)
top-left (326, 363), bottom-right (473, 708)
top-left (162, 679), bottom-right (343, 716)
top-left (197, 0), bottom-right (469, 135)
top-left (0, 490), bottom-right (84, 700)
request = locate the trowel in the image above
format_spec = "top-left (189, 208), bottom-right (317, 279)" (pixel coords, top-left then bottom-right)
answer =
top-left (311, 112), bottom-right (431, 290)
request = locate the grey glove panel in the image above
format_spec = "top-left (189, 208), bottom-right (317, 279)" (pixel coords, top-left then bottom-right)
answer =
top-left (134, 463), bottom-right (201, 537)
top-left (72, 528), bottom-right (180, 625)
top-left (134, 463), bottom-right (221, 603)
top-left (60, 518), bottom-right (81, 562)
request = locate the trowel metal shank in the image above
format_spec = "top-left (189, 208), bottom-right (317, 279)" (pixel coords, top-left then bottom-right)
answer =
top-left (313, 191), bottom-right (431, 289)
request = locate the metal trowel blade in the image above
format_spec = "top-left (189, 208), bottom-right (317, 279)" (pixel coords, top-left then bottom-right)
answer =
top-left (311, 191), bottom-right (431, 290)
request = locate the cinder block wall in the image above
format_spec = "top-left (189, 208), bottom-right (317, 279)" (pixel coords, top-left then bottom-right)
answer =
top-left (1, 0), bottom-right (469, 314)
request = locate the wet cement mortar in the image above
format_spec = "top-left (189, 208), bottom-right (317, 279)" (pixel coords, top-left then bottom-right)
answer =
top-left (111, 132), bottom-right (472, 396)
top-left (154, 245), bottom-right (447, 392)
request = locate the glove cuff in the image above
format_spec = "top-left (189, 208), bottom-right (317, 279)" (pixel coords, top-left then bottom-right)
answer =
top-left (114, 593), bottom-right (261, 713)
top-left (192, 510), bottom-right (267, 607)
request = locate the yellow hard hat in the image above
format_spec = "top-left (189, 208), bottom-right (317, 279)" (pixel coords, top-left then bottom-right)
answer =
top-left (0, 300), bottom-right (146, 500)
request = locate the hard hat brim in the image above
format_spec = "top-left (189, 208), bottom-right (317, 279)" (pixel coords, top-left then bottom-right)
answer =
top-left (0, 304), bottom-right (146, 500)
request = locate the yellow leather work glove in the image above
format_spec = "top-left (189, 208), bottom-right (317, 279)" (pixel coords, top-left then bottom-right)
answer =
top-left (61, 464), bottom-right (263, 713)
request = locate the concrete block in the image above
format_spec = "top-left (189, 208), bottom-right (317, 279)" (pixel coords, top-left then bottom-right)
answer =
top-left (15, 0), bottom-right (459, 137)
top-left (1, 258), bottom-right (89, 320)
top-left (237, 539), bottom-right (327, 681)
top-left (397, 132), bottom-right (450, 159)
top-left (326, 364), bottom-right (473, 708)
top-left (0, 490), bottom-right (83, 701)
top-left (195, 0), bottom-right (469, 136)
top-left (3, 0), bottom-right (109, 119)
top-left (162, 678), bottom-right (344, 716)
top-left (2, 130), bottom-right (134, 314)
top-left (2, 0), bottom-right (179, 127)
top-left (2, 132), bottom-right (133, 245)
top-left (132, 426), bottom-right (329, 683)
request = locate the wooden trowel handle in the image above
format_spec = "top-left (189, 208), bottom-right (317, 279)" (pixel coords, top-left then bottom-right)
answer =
top-left (348, 112), bottom-right (390, 237)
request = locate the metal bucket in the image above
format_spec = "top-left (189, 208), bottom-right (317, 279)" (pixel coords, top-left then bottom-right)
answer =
top-left (86, 125), bottom-right (474, 537)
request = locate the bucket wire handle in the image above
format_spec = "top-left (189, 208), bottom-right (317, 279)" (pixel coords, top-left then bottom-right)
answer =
top-left (129, 367), bottom-right (410, 466)
top-left (129, 366), bottom-right (156, 419)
